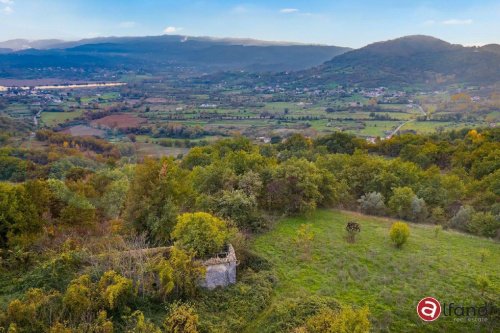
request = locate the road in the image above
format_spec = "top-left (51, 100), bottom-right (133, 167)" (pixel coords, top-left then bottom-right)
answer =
top-left (387, 119), bottom-right (415, 139)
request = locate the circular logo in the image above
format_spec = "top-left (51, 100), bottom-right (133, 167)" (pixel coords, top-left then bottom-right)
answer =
top-left (417, 297), bottom-right (441, 321)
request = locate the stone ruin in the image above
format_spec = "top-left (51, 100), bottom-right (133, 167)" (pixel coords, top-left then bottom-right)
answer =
top-left (200, 244), bottom-right (238, 289)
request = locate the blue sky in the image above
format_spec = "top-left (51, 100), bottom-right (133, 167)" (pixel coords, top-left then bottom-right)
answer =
top-left (1, 0), bottom-right (499, 47)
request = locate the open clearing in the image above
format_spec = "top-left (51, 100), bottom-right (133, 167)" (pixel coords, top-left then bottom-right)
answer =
top-left (90, 114), bottom-right (147, 129)
top-left (247, 210), bottom-right (499, 332)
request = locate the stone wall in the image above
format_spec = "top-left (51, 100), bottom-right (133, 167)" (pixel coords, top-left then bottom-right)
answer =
top-left (200, 244), bottom-right (237, 289)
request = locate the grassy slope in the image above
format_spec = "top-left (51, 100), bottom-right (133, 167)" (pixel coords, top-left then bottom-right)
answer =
top-left (250, 210), bottom-right (499, 332)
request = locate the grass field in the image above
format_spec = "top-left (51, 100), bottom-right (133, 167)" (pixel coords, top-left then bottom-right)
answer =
top-left (41, 110), bottom-right (83, 126)
top-left (248, 210), bottom-right (499, 332)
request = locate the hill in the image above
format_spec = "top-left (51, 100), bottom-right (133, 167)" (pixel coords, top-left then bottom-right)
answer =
top-left (303, 35), bottom-right (500, 87)
top-left (243, 210), bottom-right (499, 332)
top-left (0, 35), bottom-right (351, 78)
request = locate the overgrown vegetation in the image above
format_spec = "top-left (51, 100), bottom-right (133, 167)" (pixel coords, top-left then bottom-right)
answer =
top-left (0, 127), bottom-right (498, 332)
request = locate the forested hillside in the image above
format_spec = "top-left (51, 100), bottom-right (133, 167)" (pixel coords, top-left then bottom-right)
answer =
top-left (0, 127), bottom-right (498, 332)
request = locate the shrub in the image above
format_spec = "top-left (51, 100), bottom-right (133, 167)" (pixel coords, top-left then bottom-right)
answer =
top-left (450, 205), bottom-right (474, 231)
top-left (98, 270), bottom-right (136, 312)
top-left (468, 212), bottom-right (499, 238)
top-left (156, 246), bottom-right (205, 299)
top-left (430, 207), bottom-right (447, 227)
top-left (345, 221), bottom-right (361, 243)
top-left (124, 310), bottom-right (162, 333)
top-left (358, 192), bottom-right (385, 215)
top-left (479, 249), bottom-right (491, 263)
top-left (476, 275), bottom-right (491, 295)
top-left (389, 222), bottom-right (410, 248)
top-left (164, 303), bottom-right (199, 333)
top-left (301, 305), bottom-right (371, 333)
top-left (172, 212), bottom-right (230, 258)
top-left (433, 225), bottom-right (442, 239)
top-left (63, 275), bottom-right (94, 317)
top-left (295, 224), bottom-right (315, 259)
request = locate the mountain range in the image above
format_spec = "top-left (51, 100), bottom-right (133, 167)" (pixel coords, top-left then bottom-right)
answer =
top-left (303, 35), bottom-right (500, 87)
top-left (0, 35), bottom-right (350, 75)
top-left (0, 34), bottom-right (498, 87)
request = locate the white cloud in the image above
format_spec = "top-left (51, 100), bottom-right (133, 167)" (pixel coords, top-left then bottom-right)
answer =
top-left (1, 0), bottom-right (13, 15)
top-left (2, 5), bottom-right (12, 14)
top-left (119, 21), bottom-right (137, 28)
top-left (231, 5), bottom-right (247, 14)
top-left (164, 26), bottom-right (182, 34)
top-left (280, 8), bottom-right (299, 14)
top-left (442, 19), bottom-right (473, 25)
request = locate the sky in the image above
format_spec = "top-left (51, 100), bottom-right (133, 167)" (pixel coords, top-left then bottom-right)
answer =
top-left (1, 0), bottom-right (499, 48)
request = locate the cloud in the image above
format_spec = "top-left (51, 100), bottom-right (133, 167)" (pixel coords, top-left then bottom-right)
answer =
top-left (231, 5), bottom-right (247, 14)
top-left (119, 21), bottom-right (137, 28)
top-left (164, 26), bottom-right (182, 34)
top-left (1, 0), bottom-right (13, 14)
top-left (2, 5), bottom-right (12, 14)
top-left (280, 8), bottom-right (299, 14)
top-left (442, 19), bottom-right (473, 25)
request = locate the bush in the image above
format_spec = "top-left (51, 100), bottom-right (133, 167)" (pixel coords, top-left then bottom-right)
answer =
top-left (98, 270), bottom-right (136, 312)
top-left (389, 222), bottom-right (410, 248)
top-left (468, 212), bottom-right (499, 238)
top-left (358, 192), bottom-right (385, 215)
top-left (345, 221), bottom-right (361, 243)
top-left (172, 212), bottom-right (230, 258)
top-left (450, 205), bottom-right (474, 231)
top-left (156, 246), bottom-right (205, 299)
top-left (164, 303), bottom-right (199, 333)
top-left (303, 306), bottom-right (371, 333)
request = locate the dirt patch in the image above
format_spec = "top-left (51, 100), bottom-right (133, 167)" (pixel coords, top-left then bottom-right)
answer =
top-left (145, 97), bottom-right (168, 103)
top-left (62, 125), bottom-right (106, 137)
top-left (91, 114), bottom-right (147, 129)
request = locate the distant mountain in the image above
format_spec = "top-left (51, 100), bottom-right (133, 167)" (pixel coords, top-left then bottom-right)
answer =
top-left (303, 35), bottom-right (500, 87)
top-left (0, 39), bottom-right (65, 51)
top-left (0, 35), bottom-right (351, 78)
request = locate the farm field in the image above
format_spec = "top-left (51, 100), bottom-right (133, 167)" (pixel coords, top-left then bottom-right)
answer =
top-left (245, 210), bottom-right (499, 333)
top-left (40, 110), bottom-right (83, 126)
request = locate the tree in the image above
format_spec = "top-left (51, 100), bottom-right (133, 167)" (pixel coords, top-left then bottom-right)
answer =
top-left (211, 189), bottom-right (261, 231)
top-left (314, 132), bottom-right (362, 154)
top-left (358, 192), bottom-right (385, 215)
top-left (468, 212), bottom-right (499, 238)
top-left (125, 158), bottom-right (191, 244)
top-left (264, 158), bottom-right (322, 214)
top-left (164, 303), bottom-right (199, 333)
top-left (172, 212), bottom-right (230, 258)
top-left (388, 187), bottom-right (426, 221)
top-left (0, 183), bottom-right (41, 249)
top-left (389, 222), bottom-right (410, 248)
